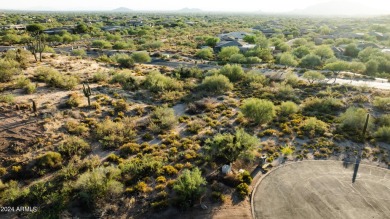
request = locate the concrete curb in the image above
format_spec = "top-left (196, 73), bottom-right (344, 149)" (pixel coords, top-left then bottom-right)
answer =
top-left (249, 160), bottom-right (390, 219)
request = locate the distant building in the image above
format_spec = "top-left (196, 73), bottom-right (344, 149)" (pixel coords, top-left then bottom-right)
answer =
top-left (43, 27), bottom-right (74, 35)
top-left (332, 46), bottom-right (345, 57)
top-left (0, 24), bottom-right (26, 30)
top-left (128, 20), bottom-right (145, 27)
top-left (218, 32), bottom-right (249, 41)
top-left (253, 26), bottom-right (276, 37)
top-left (369, 32), bottom-right (387, 40)
top-left (101, 26), bottom-right (124, 32)
top-left (214, 40), bottom-right (255, 52)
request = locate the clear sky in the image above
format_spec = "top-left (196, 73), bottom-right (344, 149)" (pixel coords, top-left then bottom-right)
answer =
top-left (1, 0), bottom-right (390, 13)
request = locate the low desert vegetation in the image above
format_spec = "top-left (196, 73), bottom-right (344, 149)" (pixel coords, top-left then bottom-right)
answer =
top-left (0, 11), bottom-right (389, 219)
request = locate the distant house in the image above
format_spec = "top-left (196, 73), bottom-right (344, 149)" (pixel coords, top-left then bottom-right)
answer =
top-left (331, 46), bottom-right (345, 57)
top-left (214, 40), bottom-right (246, 52)
top-left (0, 24), bottom-right (26, 30)
top-left (128, 20), bottom-right (145, 27)
top-left (369, 32), bottom-right (387, 40)
top-left (214, 40), bottom-right (256, 53)
top-left (101, 26), bottom-right (124, 32)
top-left (218, 32), bottom-right (249, 41)
top-left (357, 42), bottom-right (383, 50)
top-left (43, 27), bottom-right (74, 35)
top-left (253, 26), bottom-right (276, 37)
top-left (382, 49), bottom-right (390, 54)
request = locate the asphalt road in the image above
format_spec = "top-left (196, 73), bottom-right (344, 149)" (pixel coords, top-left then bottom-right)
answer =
top-left (252, 161), bottom-right (390, 219)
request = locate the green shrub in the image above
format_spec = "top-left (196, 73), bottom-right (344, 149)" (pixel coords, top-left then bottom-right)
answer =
top-left (92, 40), bottom-right (112, 49)
top-left (302, 71), bottom-right (325, 84)
top-left (199, 74), bottom-right (233, 94)
top-left (65, 121), bottom-right (89, 135)
top-left (58, 136), bottom-right (91, 157)
top-left (147, 71), bottom-right (182, 92)
top-left (174, 67), bottom-right (203, 79)
top-left (378, 115), bottom-right (390, 127)
top-left (229, 54), bottom-right (246, 63)
top-left (15, 76), bottom-right (30, 88)
top-left (113, 99), bottom-right (129, 112)
top-left (66, 93), bottom-right (82, 107)
top-left (35, 67), bottom-right (78, 90)
top-left (92, 72), bottom-right (109, 82)
top-left (119, 143), bottom-right (140, 157)
top-left (338, 107), bottom-right (373, 133)
top-left (0, 94), bottom-right (15, 103)
top-left (110, 53), bottom-right (135, 68)
top-left (150, 105), bottom-right (177, 131)
top-left (302, 97), bottom-right (343, 115)
top-left (131, 51), bottom-right (151, 63)
top-left (239, 170), bottom-right (252, 184)
top-left (1, 180), bottom-right (29, 204)
top-left (241, 98), bottom-right (276, 124)
top-left (71, 49), bottom-right (86, 57)
top-left (300, 117), bottom-right (329, 136)
top-left (236, 183), bottom-right (249, 200)
top-left (0, 59), bottom-right (19, 82)
top-left (187, 119), bottom-right (206, 134)
top-left (373, 97), bottom-right (390, 111)
top-left (135, 181), bottom-right (151, 193)
top-left (119, 155), bottom-right (164, 180)
top-left (173, 168), bottom-right (206, 208)
top-left (279, 101), bottom-right (299, 116)
top-left (142, 133), bottom-right (154, 141)
top-left (205, 128), bottom-right (259, 163)
top-left (110, 71), bottom-right (142, 91)
top-left (95, 117), bottom-right (136, 148)
top-left (156, 176), bottom-right (167, 184)
top-left (106, 153), bottom-right (121, 163)
top-left (35, 152), bottom-right (62, 170)
top-left (244, 71), bottom-right (267, 85)
top-left (25, 82), bottom-right (37, 94)
top-left (196, 47), bottom-right (213, 59)
top-left (375, 126), bottom-right (390, 143)
top-left (163, 165), bottom-right (178, 176)
top-left (75, 166), bottom-right (123, 208)
top-left (219, 64), bottom-right (244, 82)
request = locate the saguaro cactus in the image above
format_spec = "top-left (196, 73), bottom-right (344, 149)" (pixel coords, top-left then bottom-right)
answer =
top-left (362, 113), bottom-right (370, 138)
top-left (30, 99), bottom-right (37, 113)
top-left (82, 83), bottom-right (92, 107)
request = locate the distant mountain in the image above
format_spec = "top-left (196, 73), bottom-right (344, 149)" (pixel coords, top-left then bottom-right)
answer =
top-left (289, 1), bottom-right (388, 16)
top-left (178, 8), bottom-right (203, 13)
top-left (112, 7), bottom-right (132, 12)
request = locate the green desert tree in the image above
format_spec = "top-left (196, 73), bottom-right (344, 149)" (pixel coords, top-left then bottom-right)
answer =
top-left (196, 47), bottom-right (213, 59)
top-left (131, 51), bottom-right (151, 63)
top-left (199, 74), bottom-right (233, 94)
top-left (302, 71), bottom-right (325, 84)
top-left (338, 107), bottom-right (373, 133)
top-left (219, 64), bottom-right (244, 82)
top-left (218, 46), bottom-right (240, 61)
top-left (205, 128), bottom-right (260, 163)
top-left (241, 98), bottom-right (276, 124)
top-left (173, 168), bottom-right (206, 208)
top-left (279, 52), bottom-right (298, 67)
top-left (300, 54), bottom-right (322, 69)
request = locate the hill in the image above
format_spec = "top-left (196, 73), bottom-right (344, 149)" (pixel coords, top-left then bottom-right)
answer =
top-left (112, 7), bottom-right (132, 12)
top-left (177, 8), bottom-right (203, 13)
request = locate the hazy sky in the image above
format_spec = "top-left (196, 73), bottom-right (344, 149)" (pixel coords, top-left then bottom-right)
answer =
top-left (1, 0), bottom-right (390, 12)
